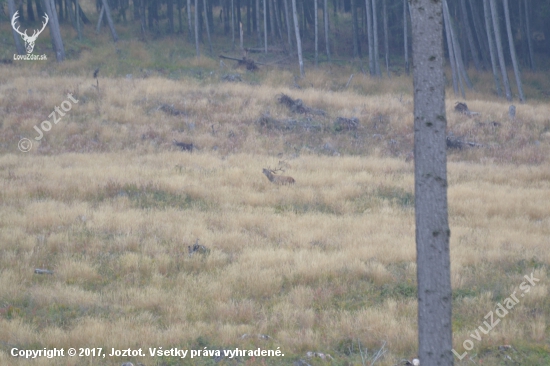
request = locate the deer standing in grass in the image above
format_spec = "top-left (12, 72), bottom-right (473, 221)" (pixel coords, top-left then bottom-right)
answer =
top-left (262, 168), bottom-right (295, 185)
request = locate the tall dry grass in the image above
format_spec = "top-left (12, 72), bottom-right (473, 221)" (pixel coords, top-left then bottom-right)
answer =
top-left (0, 49), bottom-right (549, 365)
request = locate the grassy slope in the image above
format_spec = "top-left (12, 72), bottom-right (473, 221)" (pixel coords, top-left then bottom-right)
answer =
top-left (0, 14), bottom-right (549, 366)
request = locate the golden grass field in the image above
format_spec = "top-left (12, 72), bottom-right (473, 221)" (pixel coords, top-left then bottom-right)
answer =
top-left (1, 31), bottom-right (550, 365)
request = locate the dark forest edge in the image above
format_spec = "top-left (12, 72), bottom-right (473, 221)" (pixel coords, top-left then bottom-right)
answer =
top-left (2, 0), bottom-right (549, 100)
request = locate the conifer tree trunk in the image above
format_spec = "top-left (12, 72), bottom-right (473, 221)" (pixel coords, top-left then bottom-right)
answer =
top-left (383, 0), bottom-right (389, 77)
top-left (403, 0), bottom-right (409, 75)
top-left (101, 0), bottom-right (118, 41)
top-left (482, 0), bottom-right (502, 96)
top-left (203, 0), bottom-right (212, 53)
top-left (273, 0), bottom-right (282, 40)
top-left (264, 0), bottom-right (267, 51)
top-left (503, 0), bottom-right (524, 102)
top-left (284, 0), bottom-right (293, 53)
top-left (324, 0), bottom-right (330, 62)
top-left (468, 0), bottom-right (489, 69)
top-left (524, 0), bottom-right (535, 71)
top-left (256, 0), bottom-right (262, 46)
top-left (443, 1), bottom-right (460, 96)
top-left (460, 0), bottom-right (481, 71)
top-left (195, 0), bottom-right (200, 57)
top-left (178, 0), bottom-right (183, 33)
top-left (314, 0), bottom-right (318, 65)
top-left (365, 0), bottom-right (374, 74)
top-left (42, 0), bottom-right (66, 61)
top-left (269, 0), bottom-right (275, 39)
top-left (231, 0), bottom-right (236, 48)
top-left (372, 0), bottom-right (380, 76)
top-left (187, 0), bottom-right (193, 41)
top-left (352, 0), bottom-right (359, 57)
top-left (444, 0), bottom-right (471, 90)
top-left (409, 1), bottom-right (453, 364)
top-left (291, 0), bottom-right (304, 76)
top-left (489, 0), bottom-right (512, 100)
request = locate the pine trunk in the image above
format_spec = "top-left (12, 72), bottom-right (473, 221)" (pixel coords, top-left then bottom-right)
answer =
top-left (187, 0), bottom-right (193, 42)
top-left (524, 0), bottom-right (535, 70)
top-left (324, 0), bottom-right (330, 61)
top-left (195, 0), bottom-right (200, 57)
top-left (256, 0), bottom-right (261, 46)
top-left (468, 0), bottom-right (490, 70)
top-left (314, 0), bottom-right (318, 65)
top-left (372, 0), bottom-right (380, 76)
top-left (283, 0), bottom-right (292, 53)
top-left (403, 0), bottom-right (409, 75)
top-left (203, 0), bottom-right (212, 53)
top-left (365, 0), bottom-right (374, 75)
top-left (503, 0), bottom-right (524, 102)
top-left (409, 1), bottom-right (453, 364)
top-left (489, 0), bottom-right (512, 100)
top-left (482, 0), bottom-right (502, 97)
top-left (264, 0), bottom-right (267, 55)
top-left (443, 0), bottom-right (460, 96)
top-left (291, 0), bottom-right (304, 76)
top-left (383, 0), bottom-right (389, 77)
top-left (460, 0), bottom-right (481, 71)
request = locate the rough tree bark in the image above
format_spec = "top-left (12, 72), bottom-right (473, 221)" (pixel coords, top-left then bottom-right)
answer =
top-left (409, 1), bottom-right (453, 365)
top-left (489, 0), bottom-right (512, 100)
top-left (503, 0), bottom-right (524, 102)
top-left (291, 0), bottom-right (304, 77)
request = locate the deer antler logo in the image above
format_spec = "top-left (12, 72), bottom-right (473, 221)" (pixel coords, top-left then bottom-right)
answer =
top-left (11, 11), bottom-right (49, 54)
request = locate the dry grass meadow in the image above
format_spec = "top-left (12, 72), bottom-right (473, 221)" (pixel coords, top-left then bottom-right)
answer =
top-left (1, 30), bottom-right (550, 365)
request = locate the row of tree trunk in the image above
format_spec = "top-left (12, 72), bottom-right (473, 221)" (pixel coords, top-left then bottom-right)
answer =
top-left (10, 0), bottom-right (544, 102)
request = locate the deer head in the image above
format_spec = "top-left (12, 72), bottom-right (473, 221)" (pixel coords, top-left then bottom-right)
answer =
top-left (11, 11), bottom-right (49, 54)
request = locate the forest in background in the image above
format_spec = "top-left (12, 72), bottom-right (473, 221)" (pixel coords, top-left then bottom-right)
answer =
top-left (3, 0), bottom-right (550, 98)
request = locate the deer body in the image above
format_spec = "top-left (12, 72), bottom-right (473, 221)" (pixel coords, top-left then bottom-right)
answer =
top-left (262, 168), bottom-right (295, 185)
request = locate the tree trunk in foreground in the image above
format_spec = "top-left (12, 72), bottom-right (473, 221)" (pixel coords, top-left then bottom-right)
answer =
top-left (409, 0), bottom-right (453, 364)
